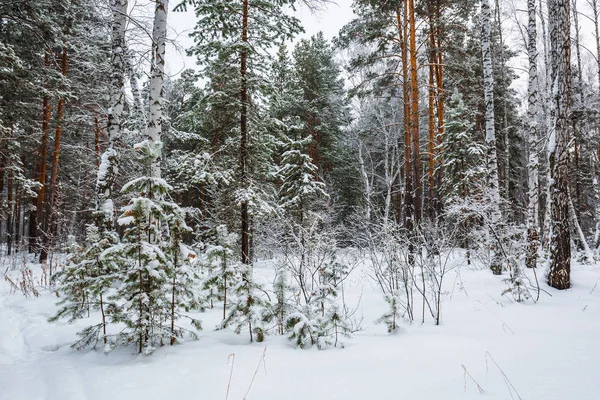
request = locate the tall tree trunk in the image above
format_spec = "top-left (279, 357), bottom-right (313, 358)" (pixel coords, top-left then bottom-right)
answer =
top-left (526, 0), bottom-right (541, 268)
top-left (15, 159), bottom-right (23, 251)
top-left (539, 0), bottom-right (553, 247)
top-left (547, 0), bottom-right (572, 290)
top-left (41, 48), bottom-right (68, 264)
top-left (96, 0), bottom-right (127, 225)
top-left (592, 0), bottom-right (600, 91)
top-left (148, 0), bottom-right (169, 179)
top-left (94, 115), bottom-right (101, 167)
top-left (427, 8), bottom-right (436, 220)
top-left (397, 5), bottom-right (413, 232)
top-left (594, 149), bottom-right (600, 252)
top-left (240, 0), bottom-right (254, 344)
top-left (434, 0), bottom-right (445, 217)
top-left (358, 143), bottom-right (371, 223)
top-left (240, 0), bottom-right (250, 266)
top-left (568, 187), bottom-right (592, 259)
top-left (570, 0), bottom-right (584, 226)
top-left (494, 0), bottom-right (510, 205)
top-left (6, 169), bottom-right (13, 256)
top-left (572, 0), bottom-right (584, 103)
top-left (30, 50), bottom-right (53, 253)
top-left (481, 0), bottom-right (503, 274)
top-left (408, 0), bottom-right (422, 225)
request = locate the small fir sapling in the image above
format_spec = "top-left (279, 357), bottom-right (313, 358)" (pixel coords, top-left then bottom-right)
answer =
top-left (501, 227), bottom-right (534, 302)
top-left (164, 205), bottom-right (205, 345)
top-left (266, 263), bottom-right (294, 335)
top-left (284, 245), bottom-right (353, 349)
top-left (376, 291), bottom-right (402, 333)
top-left (50, 222), bottom-right (120, 351)
top-left (202, 225), bottom-right (239, 318)
top-left (220, 263), bottom-right (269, 343)
top-left (104, 141), bottom-right (202, 354)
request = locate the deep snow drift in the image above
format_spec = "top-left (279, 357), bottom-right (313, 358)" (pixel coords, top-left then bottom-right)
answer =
top-left (1, 252), bottom-right (599, 400)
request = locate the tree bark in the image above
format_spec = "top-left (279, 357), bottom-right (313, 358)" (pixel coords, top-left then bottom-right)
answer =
top-left (94, 115), bottom-right (101, 168)
top-left (396, 5), bottom-right (413, 231)
top-left (408, 0), bottom-right (422, 225)
top-left (30, 49), bottom-right (53, 254)
top-left (526, 0), bottom-right (540, 268)
top-left (427, 8), bottom-right (436, 220)
top-left (6, 169), bottom-right (13, 256)
top-left (494, 0), bottom-right (510, 205)
top-left (96, 0), bottom-right (127, 226)
top-left (592, 0), bottom-right (600, 92)
top-left (240, 0), bottom-right (250, 266)
top-left (434, 0), bottom-right (445, 217)
top-left (148, 0), bottom-right (169, 179)
top-left (41, 48), bottom-right (68, 264)
top-left (481, 0), bottom-right (503, 274)
top-left (547, 0), bottom-right (572, 290)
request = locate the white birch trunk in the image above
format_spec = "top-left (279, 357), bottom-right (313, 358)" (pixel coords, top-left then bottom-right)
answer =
top-left (592, 0), bottom-right (600, 91)
top-left (571, 0), bottom-right (584, 104)
top-left (106, 0), bottom-right (127, 148)
top-left (148, 0), bottom-right (169, 179)
top-left (567, 187), bottom-right (593, 260)
top-left (593, 161), bottom-right (600, 253)
top-left (481, 0), bottom-right (503, 273)
top-left (96, 0), bottom-right (127, 221)
top-left (526, 0), bottom-right (541, 268)
top-left (590, 0), bottom-right (600, 255)
top-left (358, 142), bottom-right (372, 223)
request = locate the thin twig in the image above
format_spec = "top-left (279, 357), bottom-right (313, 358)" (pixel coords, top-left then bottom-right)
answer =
top-left (476, 300), bottom-right (515, 334)
top-left (462, 365), bottom-right (485, 394)
top-left (243, 346), bottom-right (267, 400)
top-left (590, 278), bottom-right (599, 295)
top-left (225, 353), bottom-right (235, 400)
top-left (485, 351), bottom-right (523, 400)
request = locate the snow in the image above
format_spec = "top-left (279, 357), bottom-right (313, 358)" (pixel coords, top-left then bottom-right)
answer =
top-left (96, 148), bottom-right (117, 187)
top-left (1, 253), bottom-right (600, 399)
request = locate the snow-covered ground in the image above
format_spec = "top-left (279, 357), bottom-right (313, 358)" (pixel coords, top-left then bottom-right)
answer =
top-left (1, 252), bottom-right (599, 400)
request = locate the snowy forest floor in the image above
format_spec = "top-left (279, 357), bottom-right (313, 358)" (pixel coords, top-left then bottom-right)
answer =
top-left (1, 251), bottom-right (599, 400)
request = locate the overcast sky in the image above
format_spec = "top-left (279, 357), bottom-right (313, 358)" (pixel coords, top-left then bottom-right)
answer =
top-left (163, 0), bottom-right (600, 112)
top-left (165, 1), bottom-right (355, 77)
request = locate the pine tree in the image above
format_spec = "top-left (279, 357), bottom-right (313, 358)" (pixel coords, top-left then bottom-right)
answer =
top-left (284, 237), bottom-right (352, 349)
top-left (105, 141), bottom-right (202, 354)
top-left (178, 0), bottom-right (303, 341)
top-left (440, 90), bottom-right (486, 202)
top-left (220, 262), bottom-right (269, 343)
top-left (202, 225), bottom-right (239, 319)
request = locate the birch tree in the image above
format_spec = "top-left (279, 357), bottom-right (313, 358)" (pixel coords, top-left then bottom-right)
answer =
top-left (148, 0), bottom-right (169, 179)
top-left (96, 0), bottom-right (127, 227)
top-left (526, 0), bottom-right (541, 268)
top-left (481, 0), bottom-right (504, 274)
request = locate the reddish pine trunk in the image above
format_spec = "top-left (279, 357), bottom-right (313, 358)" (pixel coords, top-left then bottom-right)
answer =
top-left (30, 49), bottom-right (52, 253)
top-left (41, 48), bottom-right (67, 264)
top-left (427, 9), bottom-right (436, 219)
top-left (434, 0), bottom-right (445, 217)
top-left (408, 0), bottom-right (422, 224)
